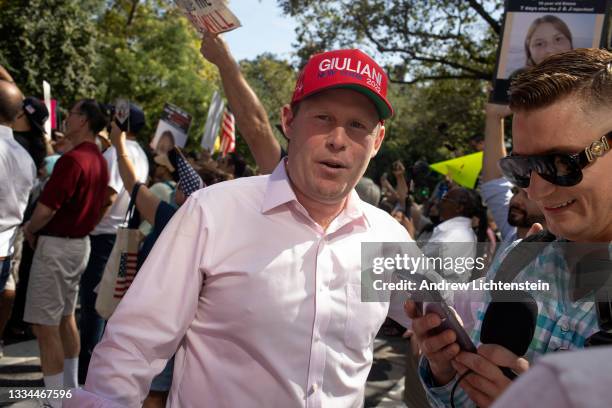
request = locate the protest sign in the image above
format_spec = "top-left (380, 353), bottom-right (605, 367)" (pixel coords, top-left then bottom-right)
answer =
top-left (430, 152), bottom-right (483, 189)
top-left (151, 103), bottom-right (193, 153)
top-left (175, 0), bottom-right (241, 34)
top-left (491, 0), bottom-right (610, 103)
top-left (115, 98), bottom-right (130, 129)
top-left (50, 100), bottom-right (57, 130)
top-left (201, 91), bottom-right (225, 151)
top-left (43, 81), bottom-right (51, 139)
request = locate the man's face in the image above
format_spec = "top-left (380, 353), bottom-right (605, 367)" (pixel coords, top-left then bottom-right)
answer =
top-left (438, 188), bottom-right (465, 221)
top-left (512, 96), bottom-right (612, 242)
top-left (507, 188), bottom-right (545, 228)
top-left (64, 102), bottom-right (87, 141)
top-left (281, 88), bottom-right (385, 206)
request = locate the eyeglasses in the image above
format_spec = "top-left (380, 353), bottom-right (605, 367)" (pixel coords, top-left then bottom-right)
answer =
top-left (499, 132), bottom-right (611, 188)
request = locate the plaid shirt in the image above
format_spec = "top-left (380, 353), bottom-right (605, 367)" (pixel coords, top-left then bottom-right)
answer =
top-left (418, 239), bottom-right (607, 408)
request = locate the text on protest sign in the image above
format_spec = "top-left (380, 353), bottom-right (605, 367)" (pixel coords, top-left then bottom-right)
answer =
top-left (175, 0), bottom-right (242, 34)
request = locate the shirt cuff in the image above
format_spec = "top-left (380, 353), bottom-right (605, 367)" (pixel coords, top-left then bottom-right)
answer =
top-left (418, 356), bottom-right (473, 408)
top-left (64, 388), bottom-right (129, 408)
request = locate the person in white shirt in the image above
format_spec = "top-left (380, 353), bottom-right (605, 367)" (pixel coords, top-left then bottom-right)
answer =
top-left (421, 187), bottom-right (484, 283)
top-left (0, 80), bottom-right (36, 356)
top-left (78, 103), bottom-right (149, 384)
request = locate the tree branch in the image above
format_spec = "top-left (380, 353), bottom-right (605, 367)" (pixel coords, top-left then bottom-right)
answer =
top-left (388, 73), bottom-right (485, 85)
top-left (466, 0), bottom-right (500, 35)
top-left (354, 13), bottom-right (487, 77)
top-left (127, 0), bottom-right (138, 26)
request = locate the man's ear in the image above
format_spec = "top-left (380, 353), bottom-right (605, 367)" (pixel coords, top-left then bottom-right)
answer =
top-left (280, 104), bottom-right (294, 140)
top-left (370, 124), bottom-right (386, 158)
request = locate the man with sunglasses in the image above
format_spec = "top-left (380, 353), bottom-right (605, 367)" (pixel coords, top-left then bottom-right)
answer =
top-left (407, 48), bottom-right (612, 408)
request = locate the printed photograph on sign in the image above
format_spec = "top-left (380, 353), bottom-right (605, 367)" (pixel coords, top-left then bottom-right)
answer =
top-left (115, 98), bottom-right (130, 127)
top-left (497, 12), bottom-right (603, 79)
top-left (150, 103), bottom-right (192, 153)
top-left (490, 0), bottom-right (609, 103)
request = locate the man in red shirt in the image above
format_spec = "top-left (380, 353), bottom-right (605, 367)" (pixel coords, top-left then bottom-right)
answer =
top-left (23, 99), bottom-right (109, 403)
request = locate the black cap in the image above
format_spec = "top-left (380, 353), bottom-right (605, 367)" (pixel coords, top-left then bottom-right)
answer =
top-left (23, 97), bottom-right (49, 134)
top-left (129, 103), bottom-right (145, 134)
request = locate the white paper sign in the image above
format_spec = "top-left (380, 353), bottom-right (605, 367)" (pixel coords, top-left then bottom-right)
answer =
top-left (200, 91), bottom-right (225, 151)
top-left (175, 0), bottom-right (242, 34)
top-left (43, 81), bottom-right (51, 139)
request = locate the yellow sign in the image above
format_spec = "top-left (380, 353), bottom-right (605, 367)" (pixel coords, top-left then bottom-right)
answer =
top-left (429, 152), bottom-right (483, 189)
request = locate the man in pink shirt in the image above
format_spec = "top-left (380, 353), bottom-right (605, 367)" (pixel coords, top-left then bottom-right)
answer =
top-left (69, 48), bottom-right (416, 407)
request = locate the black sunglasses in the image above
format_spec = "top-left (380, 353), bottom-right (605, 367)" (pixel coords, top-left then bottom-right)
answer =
top-left (499, 132), bottom-right (611, 188)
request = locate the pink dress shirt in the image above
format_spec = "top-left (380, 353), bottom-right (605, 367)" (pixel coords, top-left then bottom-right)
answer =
top-left (68, 162), bottom-right (412, 408)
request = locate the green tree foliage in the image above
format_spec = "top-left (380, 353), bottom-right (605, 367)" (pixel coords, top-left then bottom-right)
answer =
top-left (279, 0), bottom-right (503, 83)
top-left (94, 0), bottom-right (219, 147)
top-left (238, 53), bottom-right (295, 149)
top-left (0, 0), bottom-right (102, 105)
top-left (371, 79), bottom-right (487, 178)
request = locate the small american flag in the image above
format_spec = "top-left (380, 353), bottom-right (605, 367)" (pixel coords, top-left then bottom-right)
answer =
top-left (219, 108), bottom-right (235, 158)
top-left (114, 252), bottom-right (138, 299)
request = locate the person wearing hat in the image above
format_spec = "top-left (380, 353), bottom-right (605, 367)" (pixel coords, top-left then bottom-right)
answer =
top-left (0, 66), bottom-right (51, 171)
top-left (13, 96), bottom-right (52, 171)
top-left (77, 102), bottom-right (149, 384)
top-left (69, 48), bottom-right (416, 407)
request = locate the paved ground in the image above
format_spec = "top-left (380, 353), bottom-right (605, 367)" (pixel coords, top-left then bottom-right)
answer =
top-left (0, 334), bottom-right (416, 407)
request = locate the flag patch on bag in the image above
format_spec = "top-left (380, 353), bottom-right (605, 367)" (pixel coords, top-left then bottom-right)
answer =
top-left (114, 252), bottom-right (138, 299)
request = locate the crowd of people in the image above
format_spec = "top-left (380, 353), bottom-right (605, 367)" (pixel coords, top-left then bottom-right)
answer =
top-left (0, 25), bottom-right (611, 408)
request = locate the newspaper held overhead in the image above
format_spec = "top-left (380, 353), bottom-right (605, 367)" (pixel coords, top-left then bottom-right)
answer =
top-left (175, 0), bottom-right (241, 35)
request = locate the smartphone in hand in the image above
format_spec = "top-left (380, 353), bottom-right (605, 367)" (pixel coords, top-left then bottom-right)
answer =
top-left (424, 301), bottom-right (477, 353)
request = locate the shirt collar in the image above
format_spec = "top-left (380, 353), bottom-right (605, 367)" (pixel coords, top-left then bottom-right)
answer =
top-left (261, 159), bottom-right (371, 230)
top-left (261, 159), bottom-right (299, 213)
top-left (0, 125), bottom-right (14, 139)
top-left (434, 216), bottom-right (472, 232)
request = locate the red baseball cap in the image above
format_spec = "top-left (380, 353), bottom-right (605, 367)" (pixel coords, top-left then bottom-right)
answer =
top-left (291, 49), bottom-right (393, 120)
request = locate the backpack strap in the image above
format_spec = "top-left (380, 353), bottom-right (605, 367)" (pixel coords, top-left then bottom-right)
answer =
top-left (494, 230), bottom-right (556, 284)
top-left (124, 183), bottom-right (143, 229)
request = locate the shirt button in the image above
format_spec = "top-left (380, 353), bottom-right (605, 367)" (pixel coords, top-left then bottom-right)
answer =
top-left (560, 323), bottom-right (569, 332)
top-left (311, 383), bottom-right (319, 393)
top-left (313, 332), bottom-right (321, 342)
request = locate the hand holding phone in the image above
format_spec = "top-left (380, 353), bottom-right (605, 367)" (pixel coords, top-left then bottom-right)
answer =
top-left (404, 299), bottom-right (474, 386)
top-left (423, 302), bottom-right (476, 353)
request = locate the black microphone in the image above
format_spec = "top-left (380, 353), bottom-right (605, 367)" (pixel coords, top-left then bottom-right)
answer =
top-left (480, 291), bottom-right (538, 380)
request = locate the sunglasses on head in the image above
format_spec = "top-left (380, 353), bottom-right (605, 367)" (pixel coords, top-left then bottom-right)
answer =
top-left (499, 132), bottom-right (611, 188)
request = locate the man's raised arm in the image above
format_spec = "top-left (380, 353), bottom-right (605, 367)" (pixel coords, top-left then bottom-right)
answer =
top-left (200, 30), bottom-right (281, 174)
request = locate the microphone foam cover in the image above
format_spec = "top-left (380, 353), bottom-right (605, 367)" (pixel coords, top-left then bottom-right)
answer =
top-left (480, 291), bottom-right (538, 356)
